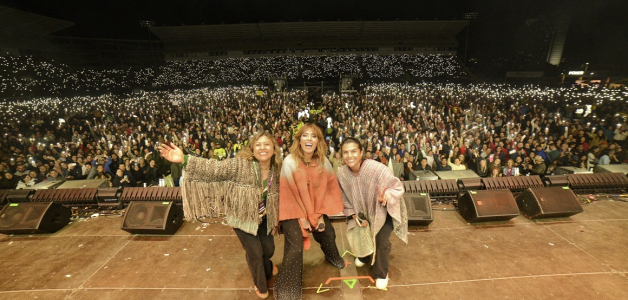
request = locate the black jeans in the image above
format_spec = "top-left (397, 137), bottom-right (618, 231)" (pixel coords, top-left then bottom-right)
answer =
top-left (233, 217), bottom-right (275, 293)
top-left (357, 214), bottom-right (394, 279)
top-left (274, 215), bottom-right (343, 300)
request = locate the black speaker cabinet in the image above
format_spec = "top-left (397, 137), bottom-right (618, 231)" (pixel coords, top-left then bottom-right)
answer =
top-left (458, 190), bottom-right (520, 223)
top-left (121, 201), bottom-right (183, 234)
top-left (404, 193), bottom-right (433, 226)
top-left (0, 202), bottom-right (71, 234)
top-left (516, 187), bottom-right (583, 219)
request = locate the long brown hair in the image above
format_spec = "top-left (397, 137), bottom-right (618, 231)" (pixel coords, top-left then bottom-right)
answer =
top-left (289, 123), bottom-right (327, 169)
top-left (237, 131), bottom-right (282, 170)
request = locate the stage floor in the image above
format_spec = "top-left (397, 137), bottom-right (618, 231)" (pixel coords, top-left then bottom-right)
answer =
top-left (1, 198), bottom-right (628, 300)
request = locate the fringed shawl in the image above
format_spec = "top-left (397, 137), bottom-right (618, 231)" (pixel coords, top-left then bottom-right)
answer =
top-left (279, 155), bottom-right (343, 250)
top-left (337, 159), bottom-right (408, 264)
top-left (181, 156), bottom-right (280, 236)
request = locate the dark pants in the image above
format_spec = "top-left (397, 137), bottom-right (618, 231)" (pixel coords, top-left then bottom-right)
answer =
top-left (233, 217), bottom-right (275, 294)
top-left (274, 215), bottom-right (343, 300)
top-left (357, 214), bottom-right (394, 279)
top-left (173, 177), bottom-right (180, 187)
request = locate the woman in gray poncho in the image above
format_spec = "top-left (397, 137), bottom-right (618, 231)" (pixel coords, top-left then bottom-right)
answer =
top-left (159, 131), bottom-right (281, 299)
top-left (336, 137), bottom-right (408, 290)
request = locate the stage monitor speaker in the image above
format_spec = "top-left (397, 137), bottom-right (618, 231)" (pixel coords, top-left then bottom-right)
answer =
top-left (404, 193), bottom-right (433, 226)
top-left (458, 190), bottom-right (519, 223)
top-left (121, 201), bottom-right (183, 234)
top-left (516, 187), bottom-right (583, 219)
top-left (0, 202), bottom-right (71, 234)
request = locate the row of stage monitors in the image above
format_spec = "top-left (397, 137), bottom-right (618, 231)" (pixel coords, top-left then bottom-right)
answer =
top-left (0, 186), bottom-right (582, 236)
top-left (3, 166), bottom-right (623, 234)
top-left (405, 186), bottom-right (583, 226)
top-left (0, 201), bottom-right (184, 235)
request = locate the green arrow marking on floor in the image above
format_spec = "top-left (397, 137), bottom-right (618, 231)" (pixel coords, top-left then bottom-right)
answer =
top-left (342, 250), bottom-right (355, 257)
top-left (317, 283), bottom-right (330, 293)
top-left (344, 279), bottom-right (357, 289)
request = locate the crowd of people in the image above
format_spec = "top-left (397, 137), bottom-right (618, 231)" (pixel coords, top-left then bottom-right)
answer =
top-left (1, 81), bottom-right (627, 190)
top-left (0, 54), bottom-right (461, 97)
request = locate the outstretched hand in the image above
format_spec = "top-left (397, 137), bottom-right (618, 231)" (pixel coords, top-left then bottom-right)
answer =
top-left (158, 143), bottom-right (184, 164)
top-left (377, 185), bottom-right (388, 207)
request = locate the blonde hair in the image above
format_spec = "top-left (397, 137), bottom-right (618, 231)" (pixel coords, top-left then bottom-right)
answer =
top-left (237, 131), bottom-right (282, 170)
top-left (289, 123), bottom-right (327, 169)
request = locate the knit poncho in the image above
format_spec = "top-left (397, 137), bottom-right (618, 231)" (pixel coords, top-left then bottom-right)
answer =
top-left (337, 159), bottom-right (408, 263)
top-left (181, 156), bottom-right (279, 236)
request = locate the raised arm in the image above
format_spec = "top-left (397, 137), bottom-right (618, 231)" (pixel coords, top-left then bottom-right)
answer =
top-left (159, 143), bottom-right (246, 183)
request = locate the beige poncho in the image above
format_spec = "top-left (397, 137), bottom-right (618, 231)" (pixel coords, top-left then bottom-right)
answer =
top-left (181, 156), bottom-right (279, 236)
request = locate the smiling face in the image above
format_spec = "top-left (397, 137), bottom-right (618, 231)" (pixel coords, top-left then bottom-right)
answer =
top-left (300, 129), bottom-right (319, 158)
top-left (253, 136), bottom-right (273, 164)
top-left (342, 141), bottom-right (364, 172)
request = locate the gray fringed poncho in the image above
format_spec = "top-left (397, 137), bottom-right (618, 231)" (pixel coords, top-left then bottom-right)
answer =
top-left (181, 156), bottom-right (280, 236)
top-left (337, 159), bottom-right (408, 263)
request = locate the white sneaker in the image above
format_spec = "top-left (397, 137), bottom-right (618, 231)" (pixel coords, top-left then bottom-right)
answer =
top-left (354, 257), bottom-right (365, 267)
top-left (375, 275), bottom-right (389, 290)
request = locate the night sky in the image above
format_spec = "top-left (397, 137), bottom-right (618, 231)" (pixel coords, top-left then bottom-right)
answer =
top-left (1, 0), bottom-right (627, 74)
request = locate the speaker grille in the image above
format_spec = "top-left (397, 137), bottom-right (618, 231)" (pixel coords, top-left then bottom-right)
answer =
top-left (411, 195), bottom-right (429, 216)
top-left (126, 204), bottom-right (150, 227)
top-left (121, 201), bottom-right (183, 234)
top-left (22, 206), bottom-right (47, 227)
top-left (146, 206), bottom-right (167, 227)
top-left (0, 202), bottom-right (71, 234)
top-left (516, 187), bottom-right (583, 219)
top-left (0, 206), bottom-right (25, 228)
top-left (404, 193), bottom-right (433, 225)
top-left (458, 190), bottom-right (520, 222)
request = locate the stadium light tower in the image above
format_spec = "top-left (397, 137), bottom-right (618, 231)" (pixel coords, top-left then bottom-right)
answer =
top-left (140, 20), bottom-right (157, 68)
top-left (463, 12), bottom-right (478, 70)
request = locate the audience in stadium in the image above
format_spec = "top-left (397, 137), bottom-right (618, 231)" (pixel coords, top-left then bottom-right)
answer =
top-left (0, 54), bottom-right (460, 97)
top-left (1, 55), bottom-right (627, 190)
